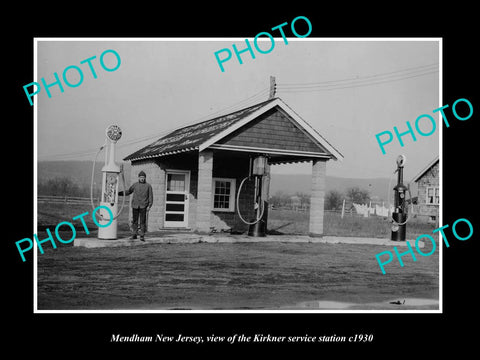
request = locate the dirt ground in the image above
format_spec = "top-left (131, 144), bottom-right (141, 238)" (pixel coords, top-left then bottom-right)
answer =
top-left (36, 239), bottom-right (439, 311)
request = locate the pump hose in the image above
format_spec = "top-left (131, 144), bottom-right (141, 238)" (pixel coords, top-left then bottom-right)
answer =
top-left (386, 170), bottom-right (414, 227)
top-left (236, 176), bottom-right (265, 226)
top-left (90, 143), bottom-right (126, 222)
top-left (90, 143), bottom-right (105, 214)
top-left (117, 169), bottom-right (127, 219)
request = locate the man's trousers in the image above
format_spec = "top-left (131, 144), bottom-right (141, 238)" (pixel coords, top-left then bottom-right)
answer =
top-left (131, 207), bottom-right (147, 236)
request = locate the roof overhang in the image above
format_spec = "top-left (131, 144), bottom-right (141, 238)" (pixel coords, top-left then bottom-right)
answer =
top-left (199, 98), bottom-right (344, 161)
top-left (411, 156), bottom-right (440, 183)
top-left (208, 143), bottom-right (332, 159)
top-left (125, 97), bottom-right (344, 163)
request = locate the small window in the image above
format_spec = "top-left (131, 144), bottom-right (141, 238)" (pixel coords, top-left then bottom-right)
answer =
top-left (426, 186), bottom-right (439, 205)
top-left (167, 173), bottom-right (186, 192)
top-left (212, 178), bottom-right (236, 212)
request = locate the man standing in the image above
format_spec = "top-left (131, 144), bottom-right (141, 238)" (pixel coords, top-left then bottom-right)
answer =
top-left (119, 170), bottom-right (153, 241)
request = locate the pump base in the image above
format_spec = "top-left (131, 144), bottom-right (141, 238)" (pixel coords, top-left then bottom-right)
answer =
top-left (248, 219), bottom-right (266, 237)
top-left (391, 212), bottom-right (406, 241)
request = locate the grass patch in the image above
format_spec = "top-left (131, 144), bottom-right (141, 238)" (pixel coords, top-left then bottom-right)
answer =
top-left (37, 202), bottom-right (437, 240)
top-left (37, 202), bottom-right (131, 232)
top-left (268, 209), bottom-right (436, 239)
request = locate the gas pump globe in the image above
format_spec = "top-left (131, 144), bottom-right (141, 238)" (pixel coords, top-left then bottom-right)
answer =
top-left (98, 125), bottom-right (123, 239)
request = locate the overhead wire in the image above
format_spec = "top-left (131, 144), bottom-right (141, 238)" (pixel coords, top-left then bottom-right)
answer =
top-left (280, 63), bottom-right (438, 87)
top-left (198, 87), bottom-right (270, 119)
top-left (38, 62), bottom-right (439, 160)
top-left (37, 87), bottom-right (271, 161)
top-left (278, 71), bottom-right (438, 93)
top-left (277, 63), bottom-right (439, 93)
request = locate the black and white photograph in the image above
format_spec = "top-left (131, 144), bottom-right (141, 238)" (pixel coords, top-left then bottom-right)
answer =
top-left (6, 7), bottom-right (478, 354)
top-left (33, 38), bottom-right (440, 312)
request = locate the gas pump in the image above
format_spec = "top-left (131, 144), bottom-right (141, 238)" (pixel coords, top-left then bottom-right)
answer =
top-left (390, 154), bottom-right (412, 241)
top-left (90, 124), bottom-right (126, 239)
top-left (236, 155), bottom-right (269, 237)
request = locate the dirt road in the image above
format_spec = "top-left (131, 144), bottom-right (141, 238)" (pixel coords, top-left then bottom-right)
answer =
top-left (37, 241), bottom-right (439, 310)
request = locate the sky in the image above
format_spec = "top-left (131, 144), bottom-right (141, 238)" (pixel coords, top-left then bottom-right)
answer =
top-left (36, 38), bottom-right (440, 181)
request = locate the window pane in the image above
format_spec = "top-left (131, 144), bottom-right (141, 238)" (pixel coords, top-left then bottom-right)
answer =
top-left (167, 194), bottom-right (185, 202)
top-left (166, 203), bottom-right (184, 211)
top-left (166, 213), bottom-right (184, 221)
top-left (213, 179), bottom-right (234, 210)
top-left (167, 174), bottom-right (185, 191)
top-left (426, 187), bottom-right (433, 204)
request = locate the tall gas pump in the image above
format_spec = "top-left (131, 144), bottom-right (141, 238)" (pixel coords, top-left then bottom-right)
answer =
top-left (91, 124), bottom-right (126, 240)
top-left (390, 154), bottom-right (410, 241)
top-left (237, 155), bottom-right (269, 237)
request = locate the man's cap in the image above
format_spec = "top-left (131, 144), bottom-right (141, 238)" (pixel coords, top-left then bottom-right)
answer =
top-left (138, 171), bottom-right (146, 177)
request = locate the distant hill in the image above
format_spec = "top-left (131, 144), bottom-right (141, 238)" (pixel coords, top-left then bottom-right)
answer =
top-left (37, 160), bottom-right (132, 189)
top-left (270, 174), bottom-right (391, 202)
top-left (38, 160), bottom-right (392, 201)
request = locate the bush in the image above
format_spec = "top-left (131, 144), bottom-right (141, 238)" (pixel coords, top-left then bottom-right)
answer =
top-left (325, 190), bottom-right (343, 210)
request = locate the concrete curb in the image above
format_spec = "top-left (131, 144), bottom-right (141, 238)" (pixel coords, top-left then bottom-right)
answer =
top-left (73, 234), bottom-right (423, 248)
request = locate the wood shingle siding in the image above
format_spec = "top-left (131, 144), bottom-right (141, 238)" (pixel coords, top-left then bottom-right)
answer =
top-left (412, 157), bottom-right (439, 223)
top-left (216, 108), bottom-right (326, 153)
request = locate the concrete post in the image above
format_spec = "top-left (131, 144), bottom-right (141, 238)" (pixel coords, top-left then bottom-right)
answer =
top-left (196, 150), bottom-right (214, 233)
top-left (309, 159), bottom-right (327, 237)
top-left (149, 164), bottom-right (165, 231)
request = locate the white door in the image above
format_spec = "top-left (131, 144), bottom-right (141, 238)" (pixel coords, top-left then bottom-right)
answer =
top-left (164, 170), bottom-right (190, 228)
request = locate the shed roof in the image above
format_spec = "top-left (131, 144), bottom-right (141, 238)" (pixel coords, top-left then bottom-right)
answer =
top-left (124, 97), bottom-right (343, 162)
top-left (411, 155), bottom-right (440, 183)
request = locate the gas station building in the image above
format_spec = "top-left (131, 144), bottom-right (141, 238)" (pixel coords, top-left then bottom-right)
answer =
top-left (123, 97), bottom-right (343, 236)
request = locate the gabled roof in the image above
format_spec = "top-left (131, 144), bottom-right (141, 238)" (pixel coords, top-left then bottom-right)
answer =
top-left (411, 155), bottom-right (440, 183)
top-left (124, 97), bottom-right (343, 162)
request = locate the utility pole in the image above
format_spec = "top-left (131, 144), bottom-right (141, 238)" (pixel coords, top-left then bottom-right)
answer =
top-left (269, 76), bottom-right (276, 99)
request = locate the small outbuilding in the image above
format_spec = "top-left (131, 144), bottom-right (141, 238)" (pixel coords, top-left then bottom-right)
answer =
top-left (411, 156), bottom-right (439, 223)
top-left (123, 97), bottom-right (343, 236)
